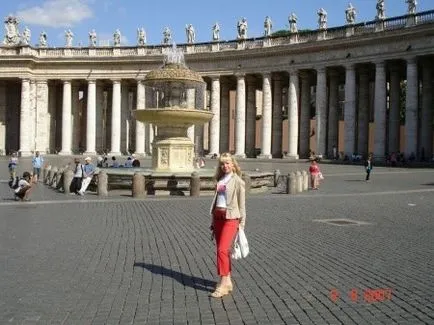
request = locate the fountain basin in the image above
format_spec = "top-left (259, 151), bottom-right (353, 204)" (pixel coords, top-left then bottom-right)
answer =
top-left (133, 108), bottom-right (213, 127)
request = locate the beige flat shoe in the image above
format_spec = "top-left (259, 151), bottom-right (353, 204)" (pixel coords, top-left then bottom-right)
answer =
top-left (210, 285), bottom-right (232, 298)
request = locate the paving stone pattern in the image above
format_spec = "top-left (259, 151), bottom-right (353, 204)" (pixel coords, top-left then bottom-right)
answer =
top-left (0, 156), bottom-right (433, 324)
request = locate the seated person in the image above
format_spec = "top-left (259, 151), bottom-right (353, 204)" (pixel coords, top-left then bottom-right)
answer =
top-left (111, 156), bottom-right (119, 168)
top-left (132, 158), bottom-right (140, 167)
top-left (124, 157), bottom-right (133, 168)
top-left (14, 171), bottom-right (33, 201)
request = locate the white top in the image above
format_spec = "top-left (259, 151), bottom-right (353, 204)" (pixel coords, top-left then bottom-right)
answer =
top-left (215, 173), bottom-right (233, 208)
top-left (15, 179), bottom-right (30, 193)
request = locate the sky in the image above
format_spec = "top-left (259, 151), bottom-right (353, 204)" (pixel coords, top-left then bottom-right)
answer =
top-left (2, 0), bottom-right (433, 47)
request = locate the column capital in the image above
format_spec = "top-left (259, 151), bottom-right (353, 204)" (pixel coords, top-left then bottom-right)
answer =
top-left (235, 72), bottom-right (245, 79)
top-left (299, 70), bottom-right (311, 80)
top-left (208, 74), bottom-right (220, 81)
top-left (405, 56), bottom-right (418, 65)
top-left (261, 71), bottom-right (272, 79)
top-left (86, 79), bottom-right (97, 84)
top-left (373, 60), bottom-right (385, 68)
top-left (35, 79), bottom-right (48, 85)
top-left (315, 66), bottom-right (327, 74)
top-left (345, 63), bottom-right (356, 71)
top-left (288, 69), bottom-right (299, 76)
top-left (111, 79), bottom-right (122, 84)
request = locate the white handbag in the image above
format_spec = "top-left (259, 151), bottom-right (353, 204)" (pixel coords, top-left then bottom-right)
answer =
top-left (231, 228), bottom-right (249, 260)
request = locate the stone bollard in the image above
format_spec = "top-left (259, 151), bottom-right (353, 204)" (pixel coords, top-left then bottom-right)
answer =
top-left (97, 171), bottom-right (108, 197)
top-left (296, 171), bottom-right (303, 193)
top-left (45, 165), bottom-right (52, 185)
top-left (63, 169), bottom-right (74, 194)
top-left (273, 169), bottom-right (281, 187)
top-left (241, 173), bottom-right (251, 194)
top-left (42, 165), bottom-right (49, 183)
top-left (302, 170), bottom-right (309, 191)
top-left (190, 171), bottom-right (201, 197)
top-left (287, 172), bottom-right (297, 195)
top-left (132, 173), bottom-right (146, 198)
top-left (56, 168), bottom-right (64, 190)
top-left (50, 167), bottom-right (58, 188)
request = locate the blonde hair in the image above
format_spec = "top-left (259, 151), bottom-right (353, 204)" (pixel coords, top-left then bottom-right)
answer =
top-left (214, 152), bottom-right (242, 180)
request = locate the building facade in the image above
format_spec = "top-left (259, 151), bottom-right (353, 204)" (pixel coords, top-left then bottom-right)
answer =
top-left (0, 11), bottom-right (433, 160)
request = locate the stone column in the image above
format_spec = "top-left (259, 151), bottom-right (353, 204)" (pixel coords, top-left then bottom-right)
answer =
top-left (0, 83), bottom-right (6, 155)
top-left (95, 84), bottom-right (105, 153)
top-left (208, 76), bottom-right (220, 156)
top-left (327, 70), bottom-right (339, 157)
top-left (373, 61), bottom-right (387, 159)
top-left (135, 79), bottom-right (146, 156)
top-left (121, 84), bottom-right (129, 153)
top-left (357, 68), bottom-right (370, 156)
top-left (235, 74), bottom-right (246, 158)
top-left (270, 75), bottom-right (282, 157)
top-left (219, 82), bottom-right (230, 153)
top-left (299, 72), bottom-right (311, 158)
top-left (287, 70), bottom-right (299, 159)
top-left (29, 80), bottom-right (36, 152)
top-left (35, 80), bottom-right (49, 154)
top-left (344, 64), bottom-right (357, 157)
top-left (259, 72), bottom-right (272, 159)
top-left (59, 80), bottom-right (72, 155)
top-left (315, 67), bottom-right (327, 157)
top-left (186, 88), bottom-right (195, 143)
top-left (405, 57), bottom-right (419, 158)
top-left (420, 63), bottom-right (433, 160)
top-left (109, 80), bottom-right (122, 156)
top-left (388, 65), bottom-right (401, 155)
top-left (85, 80), bottom-right (96, 155)
top-left (245, 76), bottom-right (256, 158)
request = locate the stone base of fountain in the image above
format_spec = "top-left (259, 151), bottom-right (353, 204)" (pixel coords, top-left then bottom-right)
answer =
top-left (152, 137), bottom-right (194, 172)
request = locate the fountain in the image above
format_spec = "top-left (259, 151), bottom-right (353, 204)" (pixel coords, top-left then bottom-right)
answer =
top-left (133, 44), bottom-right (213, 172)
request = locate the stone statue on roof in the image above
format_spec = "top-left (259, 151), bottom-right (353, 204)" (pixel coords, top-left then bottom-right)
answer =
top-left (406, 0), bottom-right (417, 15)
top-left (3, 15), bottom-right (20, 46)
top-left (163, 26), bottom-right (171, 45)
top-left (212, 22), bottom-right (220, 41)
top-left (288, 13), bottom-right (298, 33)
top-left (137, 27), bottom-right (146, 45)
top-left (264, 16), bottom-right (272, 37)
top-left (65, 29), bottom-right (73, 47)
top-left (237, 17), bottom-right (248, 39)
top-left (113, 29), bottom-right (121, 46)
top-left (345, 3), bottom-right (356, 25)
top-left (186, 24), bottom-right (195, 43)
top-left (318, 8), bottom-right (328, 30)
top-left (39, 31), bottom-right (47, 47)
top-left (89, 29), bottom-right (97, 47)
top-left (376, 0), bottom-right (386, 20)
top-left (21, 26), bottom-right (31, 45)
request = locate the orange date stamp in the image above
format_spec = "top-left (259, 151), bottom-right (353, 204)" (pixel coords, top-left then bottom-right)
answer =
top-left (329, 288), bottom-right (392, 303)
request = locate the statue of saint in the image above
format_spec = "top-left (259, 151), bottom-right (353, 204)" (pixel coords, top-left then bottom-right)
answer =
top-left (113, 29), bottom-right (121, 46)
top-left (345, 3), bottom-right (356, 25)
top-left (3, 15), bottom-right (20, 46)
top-left (137, 27), bottom-right (146, 45)
top-left (376, 0), bottom-right (386, 20)
top-left (406, 0), bottom-right (417, 15)
top-left (89, 29), bottom-right (97, 47)
top-left (162, 27), bottom-right (171, 45)
top-left (21, 26), bottom-right (31, 45)
top-left (185, 24), bottom-right (195, 43)
top-left (212, 22), bottom-right (220, 41)
top-left (39, 31), bottom-right (47, 47)
top-left (317, 8), bottom-right (328, 30)
top-left (264, 16), bottom-right (272, 37)
top-left (237, 17), bottom-right (248, 40)
top-left (65, 29), bottom-right (74, 47)
top-left (288, 13), bottom-right (298, 33)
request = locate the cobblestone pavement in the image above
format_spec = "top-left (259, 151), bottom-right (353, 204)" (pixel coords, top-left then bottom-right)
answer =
top-left (0, 156), bottom-right (433, 324)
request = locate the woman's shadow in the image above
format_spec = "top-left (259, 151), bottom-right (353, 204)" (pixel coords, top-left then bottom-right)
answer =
top-left (133, 262), bottom-right (216, 292)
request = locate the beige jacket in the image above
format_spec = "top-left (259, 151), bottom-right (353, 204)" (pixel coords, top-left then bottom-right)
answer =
top-left (209, 174), bottom-right (246, 228)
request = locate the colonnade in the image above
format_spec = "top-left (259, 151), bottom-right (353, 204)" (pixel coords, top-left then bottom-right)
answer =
top-left (0, 55), bottom-right (433, 160)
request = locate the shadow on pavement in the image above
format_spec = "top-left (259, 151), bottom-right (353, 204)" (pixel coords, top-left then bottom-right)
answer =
top-left (133, 262), bottom-right (216, 292)
top-left (422, 183), bottom-right (434, 186)
top-left (344, 179), bottom-right (366, 182)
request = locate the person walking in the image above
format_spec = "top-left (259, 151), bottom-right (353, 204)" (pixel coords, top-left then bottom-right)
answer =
top-left (31, 151), bottom-right (44, 183)
top-left (365, 154), bottom-right (373, 181)
top-left (8, 152), bottom-right (18, 179)
top-left (309, 159), bottom-right (322, 190)
top-left (78, 157), bottom-right (95, 195)
top-left (70, 158), bottom-right (84, 194)
top-left (209, 152), bottom-right (246, 298)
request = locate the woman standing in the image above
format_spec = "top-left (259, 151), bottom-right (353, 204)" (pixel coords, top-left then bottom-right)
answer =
top-left (8, 152), bottom-right (18, 179)
top-left (209, 153), bottom-right (246, 298)
top-left (309, 159), bottom-right (321, 190)
top-left (365, 154), bottom-right (373, 181)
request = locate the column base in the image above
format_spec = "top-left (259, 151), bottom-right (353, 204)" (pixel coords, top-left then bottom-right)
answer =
top-left (133, 152), bottom-right (146, 157)
top-left (58, 150), bottom-right (72, 156)
top-left (234, 153), bottom-right (246, 159)
top-left (83, 151), bottom-right (96, 156)
top-left (257, 154), bottom-right (272, 159)
top-left (284, 154), bottom-right (299, 160)
top-left (206, 153), bottom-right (219, 158)
top-left (108, 152), bottom-right (122, 157)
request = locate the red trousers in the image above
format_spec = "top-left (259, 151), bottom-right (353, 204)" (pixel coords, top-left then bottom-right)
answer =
top-left (213, 208), bottom-right (239, 276)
